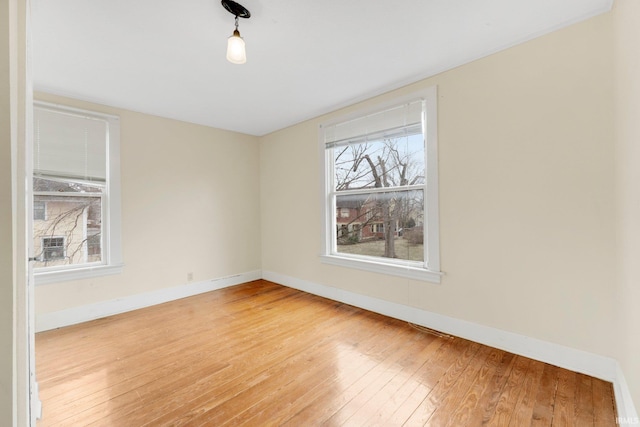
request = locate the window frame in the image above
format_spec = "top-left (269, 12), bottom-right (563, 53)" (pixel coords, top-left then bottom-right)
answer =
top-left (33, 101), bottom-right (123, 285)
top-left (319, 87), bottom-right (442, 283)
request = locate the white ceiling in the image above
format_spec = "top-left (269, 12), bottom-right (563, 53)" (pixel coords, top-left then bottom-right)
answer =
top-left (32, 0), bottom-right (612, 136)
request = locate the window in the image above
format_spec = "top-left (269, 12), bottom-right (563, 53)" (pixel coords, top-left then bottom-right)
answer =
top-left (33, 201), bottom-right (46, 220)
top-left (320, 87), bottom-right (441, 282)
top-left (33, 102), bottom-right (123, 284)
top-left (87, 233), bottom-right (101, 257)
top-left (371, 224), bottom-right (384, 234)
top-left (42, 237), bottom-right (65, 261)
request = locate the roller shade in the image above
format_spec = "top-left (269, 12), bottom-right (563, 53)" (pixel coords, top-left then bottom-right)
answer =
top-left (324, 99), bottom-right (424, 149)
top-left (34, 106), bottom-right (108, 182)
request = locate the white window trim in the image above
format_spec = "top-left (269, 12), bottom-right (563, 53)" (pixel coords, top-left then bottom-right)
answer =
top-left (33, 101), bottom-right (124, 285)
top-left (319, 86), bottom-right (442, 283)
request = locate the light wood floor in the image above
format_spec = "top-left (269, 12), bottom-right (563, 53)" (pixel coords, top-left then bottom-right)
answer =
top-left (36, 280), bottom-right (617, 426)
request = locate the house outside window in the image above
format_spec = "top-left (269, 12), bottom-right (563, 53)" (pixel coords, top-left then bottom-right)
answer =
top-left (33, 102), bottom-right (123, 284)
top-left (320, 87), bottom-right (442, 282)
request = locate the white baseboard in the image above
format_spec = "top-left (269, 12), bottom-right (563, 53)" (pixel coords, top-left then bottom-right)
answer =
top-left (614, 363), bottom-right (640, 424)
top-left (262, 270), bottom-right (637, 420)
top-left (35, 270), bottom-right (262, 332)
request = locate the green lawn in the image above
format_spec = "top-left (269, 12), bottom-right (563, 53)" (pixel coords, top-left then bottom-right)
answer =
top-left (337, 238), bottom-right (424, 262)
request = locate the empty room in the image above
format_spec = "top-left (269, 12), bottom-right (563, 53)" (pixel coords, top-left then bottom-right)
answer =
top-left (2, 0), bottom-right (640, 426)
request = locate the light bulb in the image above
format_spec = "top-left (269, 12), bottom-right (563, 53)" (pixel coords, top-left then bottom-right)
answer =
top-left (226, 29), bottom-right (246, 64)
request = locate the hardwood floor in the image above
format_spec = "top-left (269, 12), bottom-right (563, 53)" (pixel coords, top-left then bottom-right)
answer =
top-left (35, 280), bottom-right (617, 426)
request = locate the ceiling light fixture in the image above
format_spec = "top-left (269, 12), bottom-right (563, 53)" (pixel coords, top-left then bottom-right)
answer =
top-left (221, 0), bottom-right (251, 64)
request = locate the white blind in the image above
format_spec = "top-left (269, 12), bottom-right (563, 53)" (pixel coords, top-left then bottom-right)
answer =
top-left (324, 99), bottom-right (424, 149)
top-left (34, 106), bottom-right (108, 182)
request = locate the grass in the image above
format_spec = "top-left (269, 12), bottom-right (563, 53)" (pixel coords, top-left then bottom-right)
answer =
top-left (337, 237), bottom-right (424, 262)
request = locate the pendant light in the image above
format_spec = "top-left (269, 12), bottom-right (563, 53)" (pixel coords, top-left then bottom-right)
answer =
top-left (221, 0), bottom-right (251, 64)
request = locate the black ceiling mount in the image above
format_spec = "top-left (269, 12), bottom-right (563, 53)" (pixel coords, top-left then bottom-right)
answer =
top-left (221, 0), bottom-right (251, 18)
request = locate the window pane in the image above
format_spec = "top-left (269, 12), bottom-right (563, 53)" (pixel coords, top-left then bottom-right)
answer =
top-left (334, 134), bottom-right (424, 192)
top-left (335, 190), bottom-right (424, 262)
top-left (33, 194), bottom-right (103, 268)
top-left (34, 201), bottom-right (46, 220)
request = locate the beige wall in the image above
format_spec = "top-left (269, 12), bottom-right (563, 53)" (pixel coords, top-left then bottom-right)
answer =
top-left (614, 0), bottom-right (640, 410)
top-left (0, 0), bottom-right (15, 422)
top-left (260, 12), bottom-right (617, 359)
top-left (2, 0), bottom-right (29, 424)
top-left (34, 93), bottom-right (262, 314)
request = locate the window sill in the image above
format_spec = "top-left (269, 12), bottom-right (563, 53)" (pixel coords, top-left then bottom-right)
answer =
top-left (320, 254), bottom-right (442, 283)
top-left (34, 263), bottom-right (124, 285)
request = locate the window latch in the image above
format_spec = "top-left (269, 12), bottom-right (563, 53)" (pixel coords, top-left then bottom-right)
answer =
top-left (28, 257), bottom-right (39, 262)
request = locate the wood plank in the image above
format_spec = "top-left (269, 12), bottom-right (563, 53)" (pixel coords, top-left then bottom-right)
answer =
top-left (402, 340), bottom-right (484, 424)
top-left (346, 334), bottom-right (446, 426)
top-left (35, 280), bottom-right (618, 427)
top-left (36, 281), bottom-right (293, 386)
top-left (593, 376), bottom-right (617, 427)
top-left (63, 290), bottom-right (357, 425)
top-left (574, 373), bottom-right (595, 426)
top-left (507, 357), bottom-right (546, 427)
top-left (140, 305), bottom-right (395, 426)
top-left (40, 287), bottom-right (330, 424)
top-left (368, 336), bottom-right (464, 426)
top-left (419, 344), bottom-right (502, 426)
top-left (485, 355), bottom-right (536, 426)
top-left (321, 331), bottom-right (441, 426)
top-left (156, 310), bottom-right (399, 426)
top-left (552, 367), bottom-right (577, 427)
top-left (278, 319), bottom-right (432, 426)
top-left (443, 346), bottom-right (511, 427)
top-left (223, 324), bottom-right (445, 426)
top-left (531, 363), bottom-right (561, 426)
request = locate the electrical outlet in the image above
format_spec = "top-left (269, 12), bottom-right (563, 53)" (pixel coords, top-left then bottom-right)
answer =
top-left (187, 272), bottom-right (193, 282)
